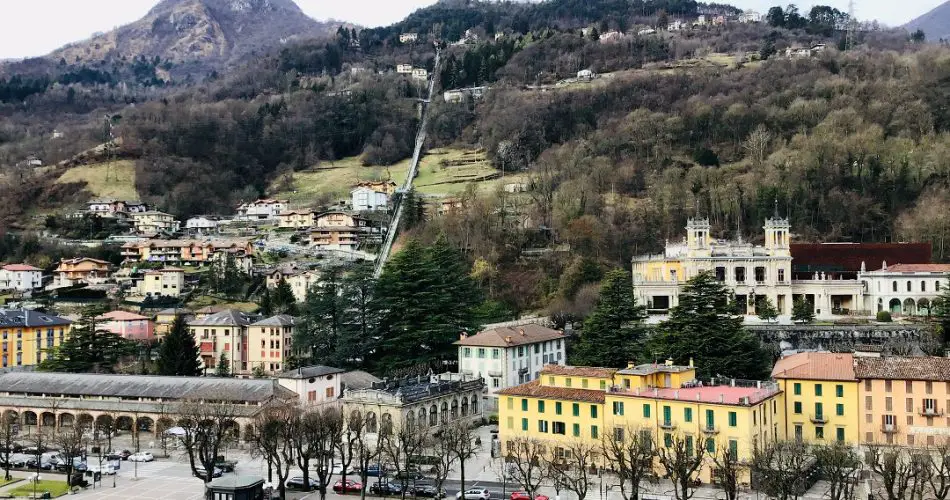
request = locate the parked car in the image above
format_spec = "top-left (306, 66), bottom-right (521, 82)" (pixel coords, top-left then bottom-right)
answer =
top-left (411, 484), bottom-right (447, 498)
top-left (364, 464), bottom-right (388, 477)
top-left (394, 470), bottom-right (425, 481)
top-left (195, 466), bottom-right (224, 479)
top-left (117, 450), bottom-right (132, 460)
top-left (510, 493), bottom-right (549, 500)
top-left (128, 452), bottom-right (154, 462)
top-left (333, 479), bottom-right (363, 493)
top-left (370, 481), bottom-right (404, 496)
top-left (214, 456), bottom-right (237, 472)
top-left (54, 458), bottom-right (87, 473)
top-left (286, 476), bottom-right (319, 490)
top-left (330, 463), bottom-right (355, 475)
top-left (457, 488), bottom-right (491, 500)
top-left (87, 463), bottom-right (116, 476)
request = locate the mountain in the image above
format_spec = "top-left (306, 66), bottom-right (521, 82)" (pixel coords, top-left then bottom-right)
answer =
top-left (46, 0), bottom-right (342, 76)
top-left (903, 0), bottom-right (950, 41)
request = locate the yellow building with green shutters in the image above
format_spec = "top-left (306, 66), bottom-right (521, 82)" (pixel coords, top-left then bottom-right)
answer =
top-left (770, 352), bottom-right (860, 444)
top-left (0, 310), bottom-right (72, 369)
top-left (497, 361), bottom-right (784, 483)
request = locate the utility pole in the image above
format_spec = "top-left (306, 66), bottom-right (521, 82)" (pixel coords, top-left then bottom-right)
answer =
top-left (846, 0), bottom-right (857, 50)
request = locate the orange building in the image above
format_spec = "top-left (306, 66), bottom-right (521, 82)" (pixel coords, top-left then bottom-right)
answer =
top-left (52, 258), bottom-right (112, 287)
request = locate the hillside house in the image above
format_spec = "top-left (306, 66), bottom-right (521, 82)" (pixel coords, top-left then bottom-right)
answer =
top-left (442, 86), bottom-right (488, 103)
top-left (185, 216), bottom-right (224, 234)
top-left (0, 264), bottom-right (43, 292)
top-left (399, 33), bottom-right (418, 43)
top-left (247, 315), bottom-right (298, 375)
top-left (278, 365), bottom-right (345, 405)
top-left (131, 211), bottom-right (180, 235)
top-left (599, 31), bottom-right (624, 42)
top-left (438, 198), bottom-right (465, 216)
top-left (53, 258), bottom-right (112, 287)
top-left (276, 210), bottom-right (316, 229)
top-left (154, 308), bottom-right (189, 338)
top-left (121, 239), bottom-right (254, 266)
top-left (351, 186), bottom-right (389, 212)
top-left (86, 200), bottom-right (148, 218)
top-left (577, 69), bottom-right (595, 80)
top-left (696, 15), bottom-right (708, 25)
top-left (667, 20), bottom-right (686, 30)
top-left (190, 309), bottom-right (259, 375)
top-left (738, 10), bottom-right (762, 22)
top-left (396, 64), bottom-right (413, 74)
top-left (411, 68), bottom-right (429, 81)
top-left (354, 180), bottom-right (398, 195)
top-left (135, 267), bottom-right (186, 298)
top-left (236, 199), bottom-right (288, 220)
top-left (96, 310), bottom-right (155, 341)
top-left (267, 268), bottom-right (321, 302)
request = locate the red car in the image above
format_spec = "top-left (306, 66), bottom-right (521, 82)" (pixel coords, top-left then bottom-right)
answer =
top-left (510, 493), bottom-right (549, 500)
top-left (333, 479), bottom-right (364, 493)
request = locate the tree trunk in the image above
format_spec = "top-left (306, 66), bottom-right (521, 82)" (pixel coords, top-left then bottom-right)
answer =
top-left (459, 458), bottom-right (466, 498)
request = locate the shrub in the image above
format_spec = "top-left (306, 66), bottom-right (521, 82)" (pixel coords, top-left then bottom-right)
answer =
top-left (876, 311), bottom-right (892, 322)
top-left (692, 147), bottom-right (720, 166)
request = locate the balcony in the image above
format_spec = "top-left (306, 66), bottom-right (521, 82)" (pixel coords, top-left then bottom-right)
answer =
top-left (881, 424), bottom-right (899, 434)
top-left (920, 407), bottom-right (945, 417)
top-left (701, 425), bottom-right (719, 435)
top-left (659, 420), bottom-right (677, 430)
top-left (810, 414), bottom-right (828, 424)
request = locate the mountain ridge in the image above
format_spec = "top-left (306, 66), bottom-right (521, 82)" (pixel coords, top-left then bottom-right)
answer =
top-left (903, 0), bottom-right (950, 41)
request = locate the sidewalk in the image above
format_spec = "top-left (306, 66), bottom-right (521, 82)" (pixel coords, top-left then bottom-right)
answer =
top-left (0, 470), bottom-right (36, 497)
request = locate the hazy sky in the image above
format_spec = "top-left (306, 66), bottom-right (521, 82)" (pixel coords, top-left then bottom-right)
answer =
top-left (0, 0), bottom-right (943, 60)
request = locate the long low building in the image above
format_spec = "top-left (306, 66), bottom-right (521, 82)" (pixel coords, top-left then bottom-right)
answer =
top-left (0, 372), bottom-right (297, 439)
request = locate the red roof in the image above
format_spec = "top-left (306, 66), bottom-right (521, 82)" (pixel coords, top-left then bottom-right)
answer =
top-left (2, 264), bottom-right (41, 272)
top-left (771, 352), bottom-right (856, 381)
top-left (497, 380), bottom-right (606, 403)
top-left (790, 243), bottom-right (931, 273)
top-left (97, 310), bottom-right (150, 321)
top-left (615, 384), bottom-right (780, 406)
top-left (876, 264), bottom-right (950, 273)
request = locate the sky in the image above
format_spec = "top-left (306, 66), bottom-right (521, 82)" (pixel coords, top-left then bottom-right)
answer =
top-left (0, 0), bottom-right (944, 60)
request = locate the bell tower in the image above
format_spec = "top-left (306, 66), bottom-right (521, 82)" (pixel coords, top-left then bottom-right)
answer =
top-left (686, 218), bottom-right (711, 257)
top-left (764, 200), bottom-right (790, 257)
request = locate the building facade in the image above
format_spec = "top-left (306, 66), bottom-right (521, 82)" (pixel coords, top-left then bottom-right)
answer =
top-left (276, 210), bottom-right (316, 229)
top-left (237, 199), bottom-right (288, 220)
top-left (771, 352), bottom-right (860, 444)
top-left (0, 264), bottom-right (43, 292)
top-left (121, 239), bottom-right (254, 266)
top-left (498, 362), bottom-right (783, 483)
top-left (351, 187), bottom-right (389, 212)
top-left (96, 310), bottom-right (155, 341)
top-left (0, 309), bottom-right (72, 368)
top-left (53, 258), bottom-right (112, 287)
top-left (246, 315), bottom-right (296, 375)
top-left (456, 324), bottom-right (566, 403)
top-left (277, 365), bottom-right (345, 406)
top-left (859, 263), bottom-right (950, 316)
top-left (266, 268), bottom-right (320, 303)
top-left (131, 211), bottom-right (180, 234)
top-left (136, 267), bottom-right (186, 298)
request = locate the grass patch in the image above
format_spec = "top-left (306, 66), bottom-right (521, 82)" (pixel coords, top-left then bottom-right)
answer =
top-left (0, 477), bottom-right (21, 488)
top-left (186, 295), bottom-right (259, 313)
top-left (56, 160), bottom-right (138, 201)
top-left (8, 479), bottom-right (70, 497)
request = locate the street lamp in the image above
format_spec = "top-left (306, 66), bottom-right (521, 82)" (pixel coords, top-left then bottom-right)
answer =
top-left (32, 472), bottom-right (40, 499)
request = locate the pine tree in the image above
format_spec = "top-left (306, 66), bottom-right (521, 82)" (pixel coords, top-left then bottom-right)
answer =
top-left (297, 267), bottom-right (345, 364)
top-left (272, 278), bottom-right (298, 315)
top-left (572, 269), bottom-right (647, 367)
top-left (40, 308), bottom-right (137, 373)
top-left (792, 297), bottom-right (815, 324)
top-left (215, 352), bottom-right (231, 377)
top-left (157, 315), bottom-right (202, 376)
top-left (648, 272), bottom-right (769, 380)
top-left (757, 298), bottom-right (779, 323)
top-left (259, 288), bottom-right (274, 316)
top-left (933, 279), bottom-right (950, 349)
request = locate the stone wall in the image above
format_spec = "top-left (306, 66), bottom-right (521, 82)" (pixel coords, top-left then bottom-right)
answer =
top-left (746, 324), bottom-right (934, 351)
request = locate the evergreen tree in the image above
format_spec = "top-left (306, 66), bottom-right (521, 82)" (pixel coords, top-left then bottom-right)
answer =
top-left (297, 267), bottom-right (345, 364)
top-left (933, 279), bottom-right (950, 349)
top-left (757, 298), bottom-right (779, 323)
top-left (156, 315), bottom-right (202, 376)
top-left (792, 297), bottom-right (815, 324)
top-left (647, 272), bottom-right (769, 380)
top-left (259, 288), bottom-right (274, 316)
top-left (272, 278), bottom-right (298, 315)
top-left (338, 264), bottom-right (378, 366)
top-left (215, 352), bottom-right (231, 377)
top-left (572, 269), bottom-right (647, 367)
top-left (401, 188), bottom-right (426, 230)
top-left (40, 308), bottom-right (137, 373)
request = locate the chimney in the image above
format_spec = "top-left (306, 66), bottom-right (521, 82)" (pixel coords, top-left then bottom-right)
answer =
top-left (627, 361), bottom-right (635, 369)
top-left (459, 332), bottom-right (467, 340)
top-left (720, 394), bottom-right (725, 403)
top-left (882, 260), bottom-right (887, 271)
top-left (665, 358), bottom-right (674, 366)
top-left (505, 336), bottom-right (512, 344)
top-left (519, 329), bottom-right (526, 336)
top-left (689, 357), bottom-right (694, 368)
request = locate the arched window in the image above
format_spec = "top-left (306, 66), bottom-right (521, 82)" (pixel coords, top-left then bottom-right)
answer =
top-left (429, 405), bottom-right (438, 427)
top-left (441, 402), bottom-right (449, 424)
top-left (366, 412), bottom-right (377, 434)
top-left (451, 399), bottom-right (459, 419)
top-left (892, 281), bottom-right (898, 292)
top-left (406, 412), bottom-right (415, 430)
top-left (461, 398), bottom-right (469, 417)
top-left (418, 408), bottom-right (427, 427)
top-left (381, 413), bottom-right (393, 436)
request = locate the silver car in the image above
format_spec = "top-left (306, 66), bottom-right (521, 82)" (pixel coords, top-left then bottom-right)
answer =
top-left (457, 488), bottom-right (490, 500)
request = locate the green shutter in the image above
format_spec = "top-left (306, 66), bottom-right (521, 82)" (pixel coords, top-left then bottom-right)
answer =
top-left (836, 427), bottom-right (845, 442)
top-left (572, 403), bottom-right (580, 417)
top-left (555, 402), bottom-right (562, 415)
top-left (664, 433), bottom-right (673, 447)
top-left (684, 408), bottom-right (693, 422)
top-left (685, 435), bottom-right (694, 456)
top-left (705, 409), bottom-right (715, 429)
top-left (538, 400), bottom-right (545, 413)
top-left (794, 383), bottom-right (801, 395)
top-left (572, 423), bottom-right (580, 437)
top-left (794, 402), bottom-right (802, 414)
top-left (836, 403), bottom-right (844, 416)
top-left (728, 440), bottom-right (738, 459)
top-left (591, 425), bottom-right (598, 439)
top-left (643, 404), bottom-right (651, 418)
top-left (815, 384), bottom-right (823, 397)
top-left (521, 418), bottom-right (528, 431)
top-left (836, 384), bottom-right (844, 398)
top-left (815, 402), bottom-right (824, 418)
top-left (591, 405), bottom-right (598, 418)
top-left (706, 438), bottom-right (715, 453)
top-left (728, 411), bottom-right (737, 427)
top-left (522, 399), bottom-right (528, 411)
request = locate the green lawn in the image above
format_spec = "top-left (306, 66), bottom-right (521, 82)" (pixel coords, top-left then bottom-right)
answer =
top-left (186, 295), bottom-right (259, 313)
top-left (0, 477), bottom-right (21, 488)
top-left (8, 479), bottom-right (70, 497)
top-left (56, 160), bottom-right (138, 201)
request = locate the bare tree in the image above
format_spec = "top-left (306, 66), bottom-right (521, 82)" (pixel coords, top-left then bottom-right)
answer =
top-left (813, 442), bottom-right (860, 500)
top-left (177, 398), bottom-right (239, 483)
top-left (445, 421), bottom-right (480, 495)
top-left (546, 438), bottom-right (598, 500)
top-left (342, 410), bottom-right (381, 500)
top-left (383, 419), bottom-right (430, 500)
top-left (711, 444), bottom-right (741, 500)
top-left (866, 444), bottom-right (926, 500)
top-left (250, 403), bottom-right (297, 500)
top-left (601, 425), bottom-right (656, 500)
top-left (657, 433), bottom-right (705, 500)
top-left (505, 437), bottom-right (548, 498)
top-left (154, 404), bottom-right (175, 459)
top-left (52, 421), bottom-right (90, 487)
top-left (0, 411), bottom-right (17, 481)
top-left (304, 407), bottom-right (345, 500)
top-left (751, 440), bottom-right (815, 500)
top-left (429, 424), bottom-right (462, 497)
top-left (926, 437), bottom-right (950, 500)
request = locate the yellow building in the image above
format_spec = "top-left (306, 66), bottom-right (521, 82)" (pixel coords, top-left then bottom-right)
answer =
top-left (771, 352), bottom-right (860, 444)
top-left (276, 210), bottom-right (316, 229)
top-left (131, 211), bottom-right (180, 234)
top-left (0, 310), bottom-right (72, 368)
top-left (498, 362), bottom-right (783, 483)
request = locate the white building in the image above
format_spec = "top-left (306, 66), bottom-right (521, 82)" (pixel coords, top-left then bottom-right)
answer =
top-left (266, 268), bottom-right (321, 303)
top-left (859, 263), bottom-right (950, 316)
top-left (351, 186), bottom-right (389, 212)
top-left (185, 216), bottom-right (223, 234)
top-left (577, 69), bottom-right (595, 80)
top-left (399, 33), bottom-right (418, 43)
top-left (136, 267), bottom-right (186, 298)
top-left (411, 68), bottom-right (429, 81)
top-left (277, 365), bottom-right (345, 405)
top-left (455, 324), bottom-right (566, 407)
top-left (599, 30), bottom-right (624, 42)
top-left (0, 264), bottom-right (43, 292)
top-left (236, 199), bottom-right (288, 221)
top-left (738, 10), bottom-right (762, 23)
top-left (667, 20), bottom-right (686, 31)
top-left (396, 64), bottom-right (413, 74)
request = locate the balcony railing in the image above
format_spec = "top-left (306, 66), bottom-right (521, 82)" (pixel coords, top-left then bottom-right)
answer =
top-left (701, 425), bottom-right (719, 435)
top-left (810, 414), bottom-right (828, 424)
top-left (920, 407), bottom-right (945, 417)
top-left (660, 420), bottom-right (677, 430)
top-left (881, 424), bottom-right (899, 434)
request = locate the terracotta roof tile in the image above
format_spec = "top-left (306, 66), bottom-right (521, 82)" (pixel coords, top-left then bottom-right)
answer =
top-left (1, 264), bottom-right (41, 272)
top-left (771, 352), bottom-right (856, 381)
top-left (541, 364), bottom-right (617, 378)
top-left (497, 380), bottom-right (606, 403)
top-left (875, 264), bottom-right (950, 273)
top-left (454, 324), bottom-right (565, 348)
top-left (854, 357), bottom-right (950, 381)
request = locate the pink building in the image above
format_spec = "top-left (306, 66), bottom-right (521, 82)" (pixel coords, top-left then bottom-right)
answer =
top-left (96, 310), bottom-right (155, 341)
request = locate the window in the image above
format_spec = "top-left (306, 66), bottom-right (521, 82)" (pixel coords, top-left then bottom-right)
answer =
top-left (836, 404), bottom-right (844, 416)
top-left (907, 281), bottom-right (912, 292)
top-left (865, 379), bottom-right (872, 391)
top-left (885, 380), bottom-right (892, 392)
top-left (728, 411), bottom-right (737, 427)
top-left (755, 266), bottom-right (766, 282)
top-left (591, 405), bottom-right (598, 418)
top-left (518, 346), bottom-right (524, 357)
top-left (643, 404), bottom-right (651, 418)
top-left (572, 403), bottom-right (580, 417)
top-left (815, 384), bottom-right (823, 397)
top-left (613, 427), bottom-right (625, 441)
top-left (664, 433), bottom-right (673, 448)
top-left (538, 401), bottom-right (545, 413)
top-left (685, 435), bottom-right (694, 456)
top-left (728, 440), bottom-right (738, 460)
top-left (538, 421), bottom-right (549, 433)
top-left (572, 423), bottom-right (580, 437)
top-left (836, 428), bottom-right (845, 442)
top-left (565, 378), bottom-right (572, 388)
top-left (836, 385), bottom-right (844, 398)
top-left (926, 381), bottom-right (933, 395)
top-left (892, 281), bottom-right (898, 292)
top-left (735, 267), bottom-right (746, 282)
top-left (815, 426), bottom-right (824, 440)
top-left (534, 345), bottom-right (540, 354)
top-left (886, 397), bottom-right (893, 411)
top-left (552, 422), bottom-right (566, 435)
top-left (548, 377), bottom-right (555, 385)
top-left (663, 406), bottom-right (672, 425)
top-left (865, 396), bottom-right (873, 411)
top-left (522, 399), bottom-right (528, 411)
top-left (923, 398), bottom-right (937, 414)
top-left (778, 269), bottom-right (786, 282)
top-left (591, 426), bottom-right (599, 439)
top-left (506, 417), bottom-right (513, 429)
top-left (492, 349), bottom-right (500, 359)
top-left (705, 410), bottom-right (715, 430)
top-left (715, 267), bottom-right (726, 281)
top-left (600, 380), bottom-right (607, 390)
top-left (521, 418), bottom-right (528, 431)
top-left (794, 383), bottom-right (801, 395)
top-left (794, 402), bottom-right (802, 414)
top-left (706, 438), bottom-right (716, 453)
top-left (684, 408), bottom-right (693, 422)
top-left (612, 402), bottom-right (624, 416)
top-left (555, 402), bottom-right (562, 415)
top-left (815, 402), bottom-right (824, 419)
top-left (906, 398), bottom-right (913, 413)
top-left (906, 381), bottom-right (913, 393)
top-left (507, 398), bottom-right (513, 410)
top-left (794, 424), bottom-right (803, 442)
top-left (922, 281), bottom-right (927, 292)
top-left (581, 379), bottom-right (589, 389)
top-left (326, 387), bottom-right (335, 398)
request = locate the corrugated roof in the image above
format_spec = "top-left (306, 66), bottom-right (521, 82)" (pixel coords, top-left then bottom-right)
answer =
top-left (771, 352), bottom-right (856, 381)
top-left (541, 364), bottom-right (617, 378)
top-left (278, 365), bottom-right (345, 379)
top-left (189, 309), bottom-right (258, 327)
top-left (497, 380), bottom-right (606, 403)
top-left (854, 357), bottom-right (950, 381)
top-left (454, 324), bottom-right (565, 347)
top-left (0, 309), bottom-right (72, 328)
top-left (250, 314), bottom-right (296, 327)
top-left (0, 372), bottom-right (294, 401)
